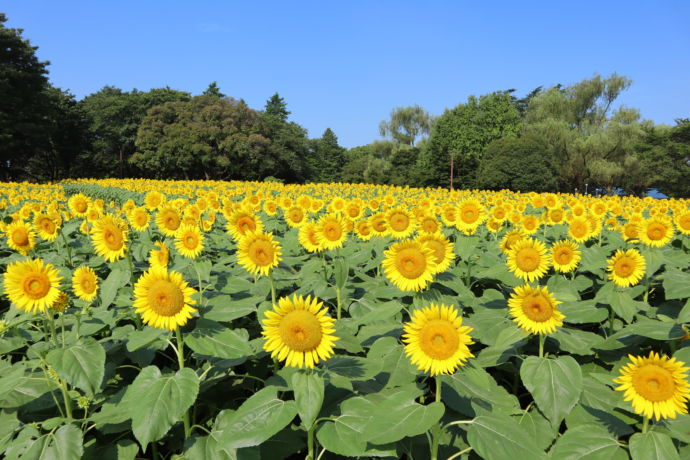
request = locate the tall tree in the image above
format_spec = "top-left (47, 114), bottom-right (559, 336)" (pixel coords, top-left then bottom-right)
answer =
top-left (379, 105), bottom-right (434, 145)
top-left (309, 128), bottom-right (346, 183)
top-left (417, 92), bottom-right (521, 189)
top-left (202, 81), bottom-right (225, 98)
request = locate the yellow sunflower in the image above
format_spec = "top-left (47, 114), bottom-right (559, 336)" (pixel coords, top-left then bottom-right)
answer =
top-left (315, 214), bottom-right (347, 250)
top-left (614, 351), bottom-right (690, 421)
top-left (386, 208), bottom-right (416, 239)
top-left (133, 266), bottom-right (197, 330)
top-left (298, 222), bottom-right (323, 253)
top-left (499, 230), bottom-right (526, 254)
top-left (455, 199), bottom-right (485, 234)
top-left (567, 215), bottom-right (592, 243)
top-left (144, 190), bottom-right (165, 210)
top-left (673, 209), bottom-right (690, 236)
top-left (5, 221), bottom-right (36, 255)
top-left (368, 212), bottom-right (388, 236)
top-left (520, 215), bottom-right (540, 234)
top-left (507, 238), bottom-right (551, 282)
top-left (227, 210), bottom-right (264, 240)
top-left (261, 295), bottom-right (338, 369)
top-left (382, 240), bottom-right (437, 292)
top-left (638, 217), bottom-right (674, 248)
top-left (416, 233), bottom-right (455, 275)
top-left (550, 240), bottom-right (581, 273)
top-left (72, 266), bottom-right (99, 302)
top-left (149, 241), bottom-right (170, 268)
top-left (128, 207), bottom-right (150, 232)
top-left (3, 258), bottom-right (62, 313)
top-left (607, 249), bottom-right (646, 288)
top-left (174, 224), bottom-right (204, 259)
top-left (418, 215), bottom-right (441, 235)
top-left (402, 304), bottom-right (474, 376)
top-left (353, 219), bottom-right (374, 242)
top-left (91, 215), bottom-right (128, 262)
top-left (621, 221), bottom-right (640, 241)
top-left (68, 193), bottom-right (90, 217)
top-left (508, 285), bottom-right (564, 335)
top-left (33, 213), bottom-right (60, 241)
top-left (237, 231), bottom-right (282, 276)
top-left (155, 206), bottom-right (182, 237)
top-left (284, 206), bottom-right (307, 228)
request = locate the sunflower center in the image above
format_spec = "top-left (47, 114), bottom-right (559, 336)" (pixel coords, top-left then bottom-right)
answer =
top-left (395, 248), bottom-right (427, 279)
top-left (423, 240), bottom-right (445, 264)
top-left (289, 209), bottom-right (304, 222)
top-left (103, 227), bottom-right (124, 250)
top-left (556, 248), bottom-right (573, 264)
top-left (571, 222), bottom-right (587, 238)
top-left (647, 223), bottom-right (665, 240)
top-left (390, 214), bottom-right (409, 231)
top-left (163, 213), bottom-right (180, 231)
top-left (516, 247), bottom-right (540, 272)
top-left (422, 219), bottom-right (438, 233)
top-left (419, 319), bottom-right (460, 360)
top-left (250, 240), bottom-right (274, 266)
top-left (42, 220), bottom-right (56, 233)
top-left (521, 293), bottom-right (554, 322)
top-left (146, 279), bottom-right (185, 316)
top-left (238, 218), bottom-right (256, 233)
top-left (75, 201), bottom-right (87, 213)
top-left (632, 364), bottom-right (675, 402)
top-left (278, 310), bottom-right (323, 351)
top-left (460, 208), bottom-right (479, 224)
top-left (614, 257), bottom-right (635, 277)
top-left (347, 206), bottom-right (359, 218)
top-left (372, 219), bottom-right (387, 232)
top-left (679, 216), bottom-right (690, 231)
top-left (184, 234), bottom-right (198, 249)
top-left (323, 222), bottom-right (342, 241)
top-left (23, 273), bottom-right (51, 299)
top-left (12, 228), bottom-right (29, 246)
top-left (80, 278), bottom-right (95, 294)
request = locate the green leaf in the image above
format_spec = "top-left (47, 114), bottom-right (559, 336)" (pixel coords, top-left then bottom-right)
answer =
top-left (517, 409), bottom-right (556, 451)
top-left (466, 414), bottom-right (548, 460)
top-left (623, 317), bottom-right (685, 340)
top-left (629, 431), bottom-right (680, 460)
top-left (125, 327), bottom-right (167, 352)
top-left (609, 290), bottom-right (637, 323)
top-left (46, 338), bottom-right (105, 396)
top-left (443, 362), bottom-right (520, 417)
top-left (520, 356), bottom-right (582, 428)
top-left (203, 294), bottom-right (259, 322)
top-left (334, 257), bottom-right (349, 289)
top-left (100, 268), bottom-right (127, 308)
top-left (217, 386), bottom-right (297, 449)
top-left (560, 300), bottom-right (608, 324)
top-left (291, 370), bottom-right (324, 428)
top-left (185, 320), bottom-right (253, 359)
top-left (45, 425), bottom-right (84, 460)
top-left (475, 325), bottom-right (528, 367)
top-left (550, 424), bottom-right (627, 460)
top-left (551, 327), bottom-right (604, 355)
top-left (122, 366), bottom-right (199, 449)
top-left (661, 269), bottom-right (690, 300)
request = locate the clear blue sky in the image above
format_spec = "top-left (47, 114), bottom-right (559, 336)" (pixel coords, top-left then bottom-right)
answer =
top-left (5, 1), bottom-right (690, 148)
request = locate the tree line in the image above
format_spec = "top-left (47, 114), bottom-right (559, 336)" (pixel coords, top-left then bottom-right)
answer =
top-left (2, 13), bottom-right (688, 196)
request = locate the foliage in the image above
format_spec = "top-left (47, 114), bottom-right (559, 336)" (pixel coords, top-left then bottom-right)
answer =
top-left (379, 105), bottom-right (434, 146)
top-left (308, 128), bottom-right (346, 183)
top-left (635, 120), bottom-right (690, 198)
top-left (477, 135), bottom-right (559, 192)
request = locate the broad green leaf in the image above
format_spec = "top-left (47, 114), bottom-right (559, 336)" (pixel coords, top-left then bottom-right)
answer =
top-left (0, 367), bottom-right (53, 408)
top-left (217, 386), bottom-right (297, 449)
top-left (678, 299), bottom-right (690, 323)
top-left (334, 257), bottom-right (349, 289)
top-left (443, 362), bottom-right (520, 416)
top-left (622, 317), bottom-right (685, 340)
top-left (475, 324), bottom-right (528, 367)
top-left (629, 431), bottom-right (680, 460)
top-left (291, 370), bottom-right (324, 428)
top-left (661, 269), bottom-right (690, 300)
top-left (550, 424), bottom-right (627, 460)
top-left (551, 327), bottom-right (604, 355)
top-left (203, 295), bottom-right (260, 322)
top-left (517, 409), bottom-right (556, 451)
top-left (520, 356), bottom-right (582, 428)
top-left (466, 414), bottom-right (548, 460)
top-left (185, 320), bottom-right (253, 359)
top-left (46, 338), bottom-right (105, 396)
top-left (45, 425), bottom-right (84, 460)
top-left (100, 268), bottom-right (127, 308)
top-left (125, 327), bottom-right (167, 352)
top-left (559, 300), bottom-right (608, 324)
top-left (609, 290), bottom-right (636, 323)
top-left (122, 366), bottom-right (199, 449)
top-left (366, 336), bottom-right (417, 388)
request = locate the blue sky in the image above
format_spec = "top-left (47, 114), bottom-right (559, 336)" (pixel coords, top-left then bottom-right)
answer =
top-left (5, 1), bottom-right (690, 148)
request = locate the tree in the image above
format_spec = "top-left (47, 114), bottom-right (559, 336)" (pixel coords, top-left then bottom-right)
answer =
top-left (0, 13), bottom-right (51, 179)
top-left (634, 120), bottom-right (690, 198)
top-left (417, 92), bottom-right (521, 189)
top-left (379, 105), bottom-right (434, 145)
top-left (202, 81), bottom-right (225, 98)
top-left (523, 73), bottom-right (644, 193)
top-left (79, 86), bottom-right (190, 177)
top-left (308, 128), bottom-right (346, 183)
top-left (476, 135), bottom-right (559, 192)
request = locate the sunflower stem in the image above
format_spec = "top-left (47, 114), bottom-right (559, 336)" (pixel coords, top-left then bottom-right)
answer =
top-left (642, 416), bottom-right (649, 433)
top-left (335, 285), bottom-right (342, 320)
top-left (538, 334), bottom-right (545, 358)
top-left (175, 328), bottom-right (192, 439)
top-left (307, 425), bottom-right (315, 460)
top-left (430, 375), bottom-right (443, 460)
top-left (269, 273), bottom-right (276, 306)
top-left (59, 378), bottom-right (73, 420)
top-left (643, 275), bottom-right (651, 303)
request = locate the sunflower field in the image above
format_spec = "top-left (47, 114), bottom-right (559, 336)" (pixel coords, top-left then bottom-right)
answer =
top-left (1, 179), bottom-right (690, 460)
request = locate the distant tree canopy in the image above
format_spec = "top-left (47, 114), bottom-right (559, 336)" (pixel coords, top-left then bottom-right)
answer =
top-left (379, 105), bottom-right (434, 146)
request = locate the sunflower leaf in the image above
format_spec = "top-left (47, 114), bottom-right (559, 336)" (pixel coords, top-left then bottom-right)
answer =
top-left (100, 268), bottom-right (128, 309)
top-left (291, 370), bottom-right (324, 428)
top-left (46, 338), bottom-right (105, 396)
top-left (629, 431), bottom-right (681, 460)
top-left (185, 319), bottom-right (253, 360)
top-left (520, 355), bottom-right (582, 429)
top-left (550, 424), bottom-right (627, 460)
top-left (466, 414), bottom-right (548, 460)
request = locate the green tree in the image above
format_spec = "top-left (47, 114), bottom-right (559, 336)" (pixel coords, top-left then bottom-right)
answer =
top-left (477, 135), bottom-right (559, 192)
top-left (634, 120), bottom-right (690, 198)
top-left (308, 128), bottom-right (346, 183)
top-left (79, 86), bottom-right (190, 177)
top-left (417, 91), bottom-right (521, 189)
top-left (202, 81), bottom-right (225, 98)
top-left (379, 105), bottom-right (434, 145)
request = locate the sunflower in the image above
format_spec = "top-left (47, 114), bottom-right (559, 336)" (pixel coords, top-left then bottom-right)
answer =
top-left (382, 240), bottom-right (437, 292)
top-left (520, 215), bottom-right (540, 234)
top-left (227, 210), bottom-right (264, 239)
top-left (673, 210), bottom-right (690, 236)
top-left (455, 199), bottom-right (485, 234)
top-left (550, 240), bottom-right (581, 273)
top-left (353, 220), bottom-right (374, 241)
top-left (261, 295), bottom-right (338, 369)
top-left (499, 230), bottom-right (525, 254)
top-left (3, 258), bottom-right (62, 313)
top-left (614, 351), bottom-right (690, 421)
top-left (416, 233), bottom-right (454, 275)
top-left (72, 266), bottom-right (99, 302)
top-left (144, 191), bottom-right (165, 210)
top-left (149, 241), bottom-right (170, 268)
top-left (68, 193), bottom-right (90, 217)
top-left (284, 206), bottom-right (307, 228)
top-left (174, 224), bottom-right (204, 259)
top-left (133, 266), bottom-right (197, 330)
top-left (128, 207), bottom-right (150, 232)
top-left (508, 285), bottom-right (564, 335)
top-left (567, 216), bottom-right (592, 243)
top-left (315, 214), bottom-right (347, 250)
top-left (5, 221), bottom-right (36, 255)
top-left (33, 213), bottom-right (60, 241)
top-left (155, 206), bottom-right (182, 237)
top-left (607, 249), bottom-right (646, 288)
top-left (237, 231), bottom-right (282, 276)
top-left (621, 221), bottom-right (640, 241)
top-left (369, 212), bottom-right (388, 236)
top-left (91, 215), bottom-right (128, 262)
top-left (51, 291), bottom-right (69, 313)
top-left (402, 304), bottom-right (474, 376)
top-left (639, 217), bottom-right (674, 248)
top-left (418, 215), bottom-right (441, 235)
top-left (298, 222), bottom-right (323, 253)
top-left (507, 238), bottom-right (551, 282)
top-left (386, 208), bottom-right (416, 239)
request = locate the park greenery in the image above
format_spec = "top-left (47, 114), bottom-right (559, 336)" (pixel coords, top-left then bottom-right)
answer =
top-left (1, 13), bottom-right (689, 197)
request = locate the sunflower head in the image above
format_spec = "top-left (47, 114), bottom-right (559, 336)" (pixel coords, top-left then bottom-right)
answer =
top-left (33, 213), bottom-right (60, 241)
top-left (298, 222), bottom-right (323, 252)
top-left (91, 215), bottom-right (128, 262)
top-left (607, 249), bottom-right (646, 288)
top-left (261, 295), bottom-right (338, 369)
top-left (614, 351), bottom-right (690, 421)
top-left (386, 208), bottom-right (416, 239)
top-left (155, 207), bottom-right (182, 237)
top-left (499, 230), bottom-right (526, 254)
top-left (508, 284), bottom-right (564, 335)
top-left (639, 217), bottom-right (674, 247)
top-left (550, 240), bottom-right (581, 273)
top-left (237, 231), bottom-right (282, 276)
top-left (315, 214), bottom-right (347, 250)
top-left (3, 258), bottom-right (63, 314)
top-left (382, 240), bottom-right (437, 292)
top-left (72, 266), bottom-right (99, 302)
top-left (507, 238), bottom-right (551, 282)
top-left (133, 267), bottom-right (197, 330)
top-left (227, 210), bottom-right (264, 239)
top-left (402, 304), bottom-right (474, 376)
top-left (174, 224), bottom-right (204, 259)
top-left (5, 221), bottom-right (36, 255)
top-left (416, 233), bottom-right (454, 275)
top-left (149, 241), bottom-right (170, 268)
